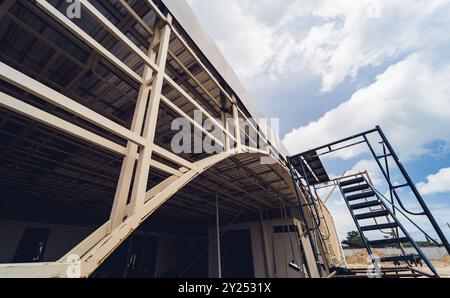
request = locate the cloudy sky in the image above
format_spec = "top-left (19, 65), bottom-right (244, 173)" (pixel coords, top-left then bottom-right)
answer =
top-left (186, 0), bottom-right (450, 241)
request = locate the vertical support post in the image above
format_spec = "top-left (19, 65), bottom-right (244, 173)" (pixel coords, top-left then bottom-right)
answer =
top-left (314, 229), bottom-right (330, 275)
top-left (336, 182), bottom-right (374, 257)
top-left (337, 230), bottom-right (348, 268)
top-left (128, 15), bottom-right (172, 213)
top-left (232, 99), bottom-right (241, 151)
top-left (373, 179), bottom-right (440, 277)
top-left (216, 193), bottom-right (222, 278)
top-left (286, 158), bottom-right (323, 277)
top-left (298, 156), bottom-right (321, 230)
top-left (222, 113), bottom-right (229, 152)
top-left (381, 142), bottom-right (401, 239)
top-left (109, 20), bottom-right (163, 229)
top-left (259, 210), bottom-right (271, 277)
top-left (220, 94), bottom-right (229, 152)
top-left (376, 126), bottom-right (450, 255)
top-left (381, 143), bottom-right (394, 207)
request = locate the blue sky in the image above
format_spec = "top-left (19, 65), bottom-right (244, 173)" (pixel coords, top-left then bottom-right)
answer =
top-left (186, 0), bottom-right (450, 241)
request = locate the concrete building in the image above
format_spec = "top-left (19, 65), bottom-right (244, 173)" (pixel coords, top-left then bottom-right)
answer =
top-left (0, 0), bottom-right (343, 278)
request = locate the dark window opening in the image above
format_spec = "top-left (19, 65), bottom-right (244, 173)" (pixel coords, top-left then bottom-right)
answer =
top-left (13, 228), bottom-right (50, 263)
top-left (273, 225), bottom-right (299, 234)
top-left (176, 237), bottom-right (209, 278)
top-left (92, 234), bottom-right (158, 278)
top-left (220, 230), bottom-right (254, 278)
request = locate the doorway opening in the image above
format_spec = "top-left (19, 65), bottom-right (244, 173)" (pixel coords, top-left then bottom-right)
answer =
top-left (13, 228), bottom-right (50, 263)
top-left (220, 229), bottom-right (255, 278)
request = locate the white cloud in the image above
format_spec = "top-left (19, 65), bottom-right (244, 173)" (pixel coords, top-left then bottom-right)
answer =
top-left (296, 0), bottom-right (450, 92)
top-left (187, 0), bottom-right (450, 237)
top-left (417, 168), bottom-right (450, 196)
top-left (188, 0), bottom-right (450, 92)
top-left (186, 0), bottom-right (292, 81)
top-left (283, 53), bottom-right (450, 161)
top-left (348, 160), bottom-right (383, 186)
top-left (326, 159), bottom-right (382, 186)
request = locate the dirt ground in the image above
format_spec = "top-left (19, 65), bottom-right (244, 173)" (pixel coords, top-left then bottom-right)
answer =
top-left (428, 255), bottom-right (450, 277)
top-left (345, 250), bottom-right (450, 277)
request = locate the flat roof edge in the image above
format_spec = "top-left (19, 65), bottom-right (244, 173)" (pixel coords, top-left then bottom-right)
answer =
top-left (160, 0), bottom-right (289, 157)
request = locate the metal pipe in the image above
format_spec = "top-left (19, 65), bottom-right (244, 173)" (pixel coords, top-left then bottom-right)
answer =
top-left (364, 135), bottom-right (424, 216)
top-left (337, 181), bottom-right (374, 257)
top-left (286, 158), bottom-right (323, 277)
top-left (290, 128), bottom-right (378, 160)
top-left (366, 177), bottom-right (440, 277)
top-left (216, 193), bottom-right (222, 278)
top-left (376, 126), bottom-right (450, 255)
top-left (259, 210), bottom-right (271, 277)
top-left (301, 140), bottom-right (367, 161)
top-left (298, 156), bottom-right (322, 230)
top-left (370, 177), bottom-right (441, 246)
top-left (323, 171), bottom-right (347, 203)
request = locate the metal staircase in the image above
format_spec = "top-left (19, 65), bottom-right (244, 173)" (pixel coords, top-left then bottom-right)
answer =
top-left (337, 174), bottom-right (439, 277)
top-left (288, 126), bottom-right (449, 278)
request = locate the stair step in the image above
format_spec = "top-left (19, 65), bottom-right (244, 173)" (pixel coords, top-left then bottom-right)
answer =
top-left (346, 191), bottom-right (376, 201)
top-left (351, 200), bottom-right (381, 210)
top-left (355, 210), bottom-right (390, 220)
top-left (361, 223), bottom-right (399, 232)
top-left (368, 237), bottom-right (410, 246)
top-left (380, 255), bottom-right (421, 263)
top-left (343, 184), bottom-right (370, 193)
top-left (339, 177), bottom-right (365, 187)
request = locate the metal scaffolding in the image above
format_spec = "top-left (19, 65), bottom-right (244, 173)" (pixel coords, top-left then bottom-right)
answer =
top-left (0, 0), bottom-right (334, 277)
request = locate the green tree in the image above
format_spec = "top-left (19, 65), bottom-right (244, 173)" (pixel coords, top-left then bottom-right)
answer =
top-left (342, 231), bottom-right (364, 248)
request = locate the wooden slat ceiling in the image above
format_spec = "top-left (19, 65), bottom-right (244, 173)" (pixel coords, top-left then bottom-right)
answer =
top-left (0, 0), bottom-right (295, 225)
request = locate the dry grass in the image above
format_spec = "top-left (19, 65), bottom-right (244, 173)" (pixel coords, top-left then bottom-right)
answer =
top-left (346, 250), bottom-right (450, 277)
top-left (346, 249), bottom-right (389, 265)
top-left (434, 255), bottom-right (450, 266)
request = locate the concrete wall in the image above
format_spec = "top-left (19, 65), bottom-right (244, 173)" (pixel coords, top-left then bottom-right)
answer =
top-left (0, 220), bottom-right (187, 275)
top-left (154, 236), bottom-right (180, 277)
top-left (319, 201), bottom-right (346, 266)
top-left (0, 217), bottom-right (330, 278)
top-left (0, 219), bottom-right (96, 263)
top-left (0, 219), bottom-right (210, 277)
top-left (208, 220), bottom-right (268, 278)
top-left (208, 217), bottom-right (323, 278)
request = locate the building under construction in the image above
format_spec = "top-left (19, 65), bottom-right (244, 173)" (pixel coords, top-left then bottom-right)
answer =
top-left (0, 0), bottom-right (448, 278)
